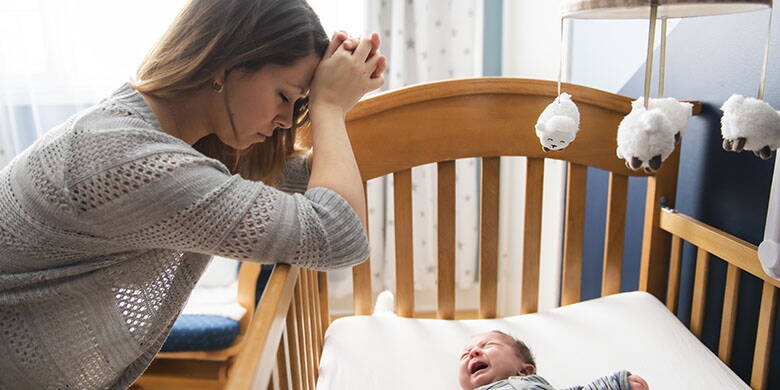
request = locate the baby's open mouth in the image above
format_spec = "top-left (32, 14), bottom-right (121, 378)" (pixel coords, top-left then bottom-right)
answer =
top-left (470, 362), bottom-right (488, 375)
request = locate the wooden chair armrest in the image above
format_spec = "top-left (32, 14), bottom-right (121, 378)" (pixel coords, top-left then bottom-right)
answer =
top-left (225, 264), bottom-right (299, 390)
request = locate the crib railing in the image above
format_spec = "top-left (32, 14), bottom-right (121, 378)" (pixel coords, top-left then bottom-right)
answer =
top-left (659, 208), bottom-right (779, 390)
top-left (222, 79), bottom-right (773, 390)
top-left (229, 211), bottom-right (777, 390)
top-left (225, 266), bottom-right (328, 390)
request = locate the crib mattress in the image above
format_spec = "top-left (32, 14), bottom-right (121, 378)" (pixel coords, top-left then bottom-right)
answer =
top-left (317, 291), bottom-right (749, 389)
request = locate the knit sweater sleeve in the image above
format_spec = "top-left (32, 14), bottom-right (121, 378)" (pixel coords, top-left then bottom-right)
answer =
top-left (274, 153), bottom-right (311, 194)
top-left (70, 149), bottom-right (368, 271)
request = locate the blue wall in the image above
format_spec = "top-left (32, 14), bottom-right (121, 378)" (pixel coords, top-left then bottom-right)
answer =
top-left (483, 0), bottom-right (502, 77)
top-left (574, 10), bottom-right (779, 386)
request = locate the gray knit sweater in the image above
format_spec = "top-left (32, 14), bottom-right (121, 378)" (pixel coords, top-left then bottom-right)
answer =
top-left (0, 83), bottom-right (369, 389)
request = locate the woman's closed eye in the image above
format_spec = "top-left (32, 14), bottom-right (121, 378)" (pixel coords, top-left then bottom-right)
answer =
top-left (279, 92), bottom-right (290, 103)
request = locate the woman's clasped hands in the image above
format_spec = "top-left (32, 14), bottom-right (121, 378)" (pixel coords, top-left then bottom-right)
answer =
top-left (310, 31), bottom-right (387, 116)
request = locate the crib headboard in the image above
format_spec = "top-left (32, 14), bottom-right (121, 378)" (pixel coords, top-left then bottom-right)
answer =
top-left (344, 77), bottom-right (698, 318)
top-left (225, 78), bottom-right (727, 390)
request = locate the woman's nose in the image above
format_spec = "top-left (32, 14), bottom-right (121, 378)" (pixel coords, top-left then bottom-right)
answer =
top-left (274, 104), bottom-right (293, 129)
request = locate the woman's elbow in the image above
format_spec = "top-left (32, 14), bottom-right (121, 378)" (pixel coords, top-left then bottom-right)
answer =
top-left (324, 228), bottom-right (370, 271)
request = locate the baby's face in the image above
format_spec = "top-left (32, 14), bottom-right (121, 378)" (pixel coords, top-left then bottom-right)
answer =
top-left (458, 332), bottom-right (533, 390)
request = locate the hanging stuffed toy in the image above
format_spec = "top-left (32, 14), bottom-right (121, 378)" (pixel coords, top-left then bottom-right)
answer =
top-left (719, 3), bottom-right (778, 160)
top-left (535, 92), bottom-right (581, 152)
top-left (616, 104), bottom-right (676, 172)
top-left (720, 94), bottom-right (780, 160)
top-left (633, 97), bottom-right (693, 144)
top-left (612, 4), bottom-right (683, 173)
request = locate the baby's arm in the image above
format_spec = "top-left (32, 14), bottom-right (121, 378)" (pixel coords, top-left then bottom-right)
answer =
top-left (559, 370), bottom-right (636, 390)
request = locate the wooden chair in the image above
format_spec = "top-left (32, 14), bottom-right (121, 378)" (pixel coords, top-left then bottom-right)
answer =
top-left (134, 262), bottom-right (266, 390)
top-left (215, 78), bottom-right (776, 390)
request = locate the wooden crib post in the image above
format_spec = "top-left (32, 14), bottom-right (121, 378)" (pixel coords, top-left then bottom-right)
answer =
top-left (602, 173), bottom-right (628, 296)
top-left (639, 149), bottom-right (680, 301)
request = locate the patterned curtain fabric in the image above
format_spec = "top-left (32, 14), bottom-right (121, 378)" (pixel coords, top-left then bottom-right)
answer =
top-left (327, 0), bottom-right (483, 300)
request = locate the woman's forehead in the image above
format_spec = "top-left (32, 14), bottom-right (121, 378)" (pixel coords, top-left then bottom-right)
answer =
top-left (268, 55), bottom-right (319, 91)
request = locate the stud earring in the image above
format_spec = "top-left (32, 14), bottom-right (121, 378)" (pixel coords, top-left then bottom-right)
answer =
top-left (212, 81), bottom-right (224, 93)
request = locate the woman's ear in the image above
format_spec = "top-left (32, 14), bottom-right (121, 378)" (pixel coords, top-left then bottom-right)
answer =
top-left (212, 67), bottom-right (231, 86)
top-left (212, 67), bottom-right (240, 94)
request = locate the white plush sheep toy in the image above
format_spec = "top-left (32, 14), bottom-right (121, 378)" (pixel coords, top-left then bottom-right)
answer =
top-left (633, 97), bottom-right (693, 145)
top-left (720, 94), bottom-right (780, 160)
top-left (535, 92), bottom-right (580, 152)
top-left (616, 103), bottom-right (676, 173)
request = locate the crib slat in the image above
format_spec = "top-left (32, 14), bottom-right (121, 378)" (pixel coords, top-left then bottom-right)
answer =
top-left (314, 272), bottom-right (323, 367)
top-left (394, 169), bottom-right (415, 317)
top-left (300, 278), bottom-right (315, 390)
top-left (295, 276), bottom-right (310, 390)
top-left (521, 158), bottom-right (545, 314)
top-left (602, 173), bottom-right (628, 296)
top-left (437, 160), bottom-right (456, 319)
top-left (305, 272), bottom-right (317, 386)
top-left (666, 236), bottom-right (683, 313)
top-left (286, 307), bottom-right (301, 390)
top-left (276, 327), bottom-right (290, 390)
top-left (318, 271), bottom-right (330, 336)
top-left (299, 271), bottom-right (311, 390)
top-left (690, 248), bottom-right (710, 339)
top-left (353, 182), bottom-right (373, 315)
top-left (305, 271), bottom-right (317, 362)
top-left (290, 282), bottom-right (305, 390)
top-left (479, 157), bottom-right (500, 319)
top-left (718, 264), bottom-right (741, 365)
top-left (751, 282), bottom-right (778, 390)
top-left (561, 163), bottom-right (587, 306)
top-left (308, 271), bottom-right (321, 382)
top-left (311, 272), bottom-right (322, 358)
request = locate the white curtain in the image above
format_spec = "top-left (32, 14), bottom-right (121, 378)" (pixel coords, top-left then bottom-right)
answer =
top-left (0, 0), bottom-right (187, 168)
top-left (326, 0), bottom-right (484, 307)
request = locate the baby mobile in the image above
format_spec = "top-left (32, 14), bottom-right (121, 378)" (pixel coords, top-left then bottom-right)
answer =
top-left (535, 0), bottom-right (779, 173)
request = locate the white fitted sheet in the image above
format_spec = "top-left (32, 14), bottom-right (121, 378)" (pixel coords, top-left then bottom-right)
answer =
top-left (317, 291), bottom-right (748, 390)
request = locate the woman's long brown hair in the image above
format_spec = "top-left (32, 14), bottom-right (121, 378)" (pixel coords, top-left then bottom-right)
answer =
top-left (132, 0), bottom-right (327, 182)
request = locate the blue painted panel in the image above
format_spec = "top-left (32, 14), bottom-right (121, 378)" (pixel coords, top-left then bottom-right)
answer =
top-left (483, 0), bottom-right (502, 77)
top-left (574, 9), bottom-right (779, 386)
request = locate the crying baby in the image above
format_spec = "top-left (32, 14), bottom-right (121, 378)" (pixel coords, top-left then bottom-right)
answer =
top-left (458, 331), bottom-right (649, 390)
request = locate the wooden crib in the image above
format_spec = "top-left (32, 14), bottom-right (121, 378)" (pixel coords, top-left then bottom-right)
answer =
top-left (223, 78), bottom-right (778, 390)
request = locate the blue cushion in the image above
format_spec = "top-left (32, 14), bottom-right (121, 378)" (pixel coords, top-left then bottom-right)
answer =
top-left (255, 264), bottom-right (274, 306)
top-left (160, 315), bottom-right (240, 352)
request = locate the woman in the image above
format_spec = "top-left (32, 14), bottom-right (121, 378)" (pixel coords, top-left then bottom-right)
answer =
top-left (0, 0), bottom-right (385, 388)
